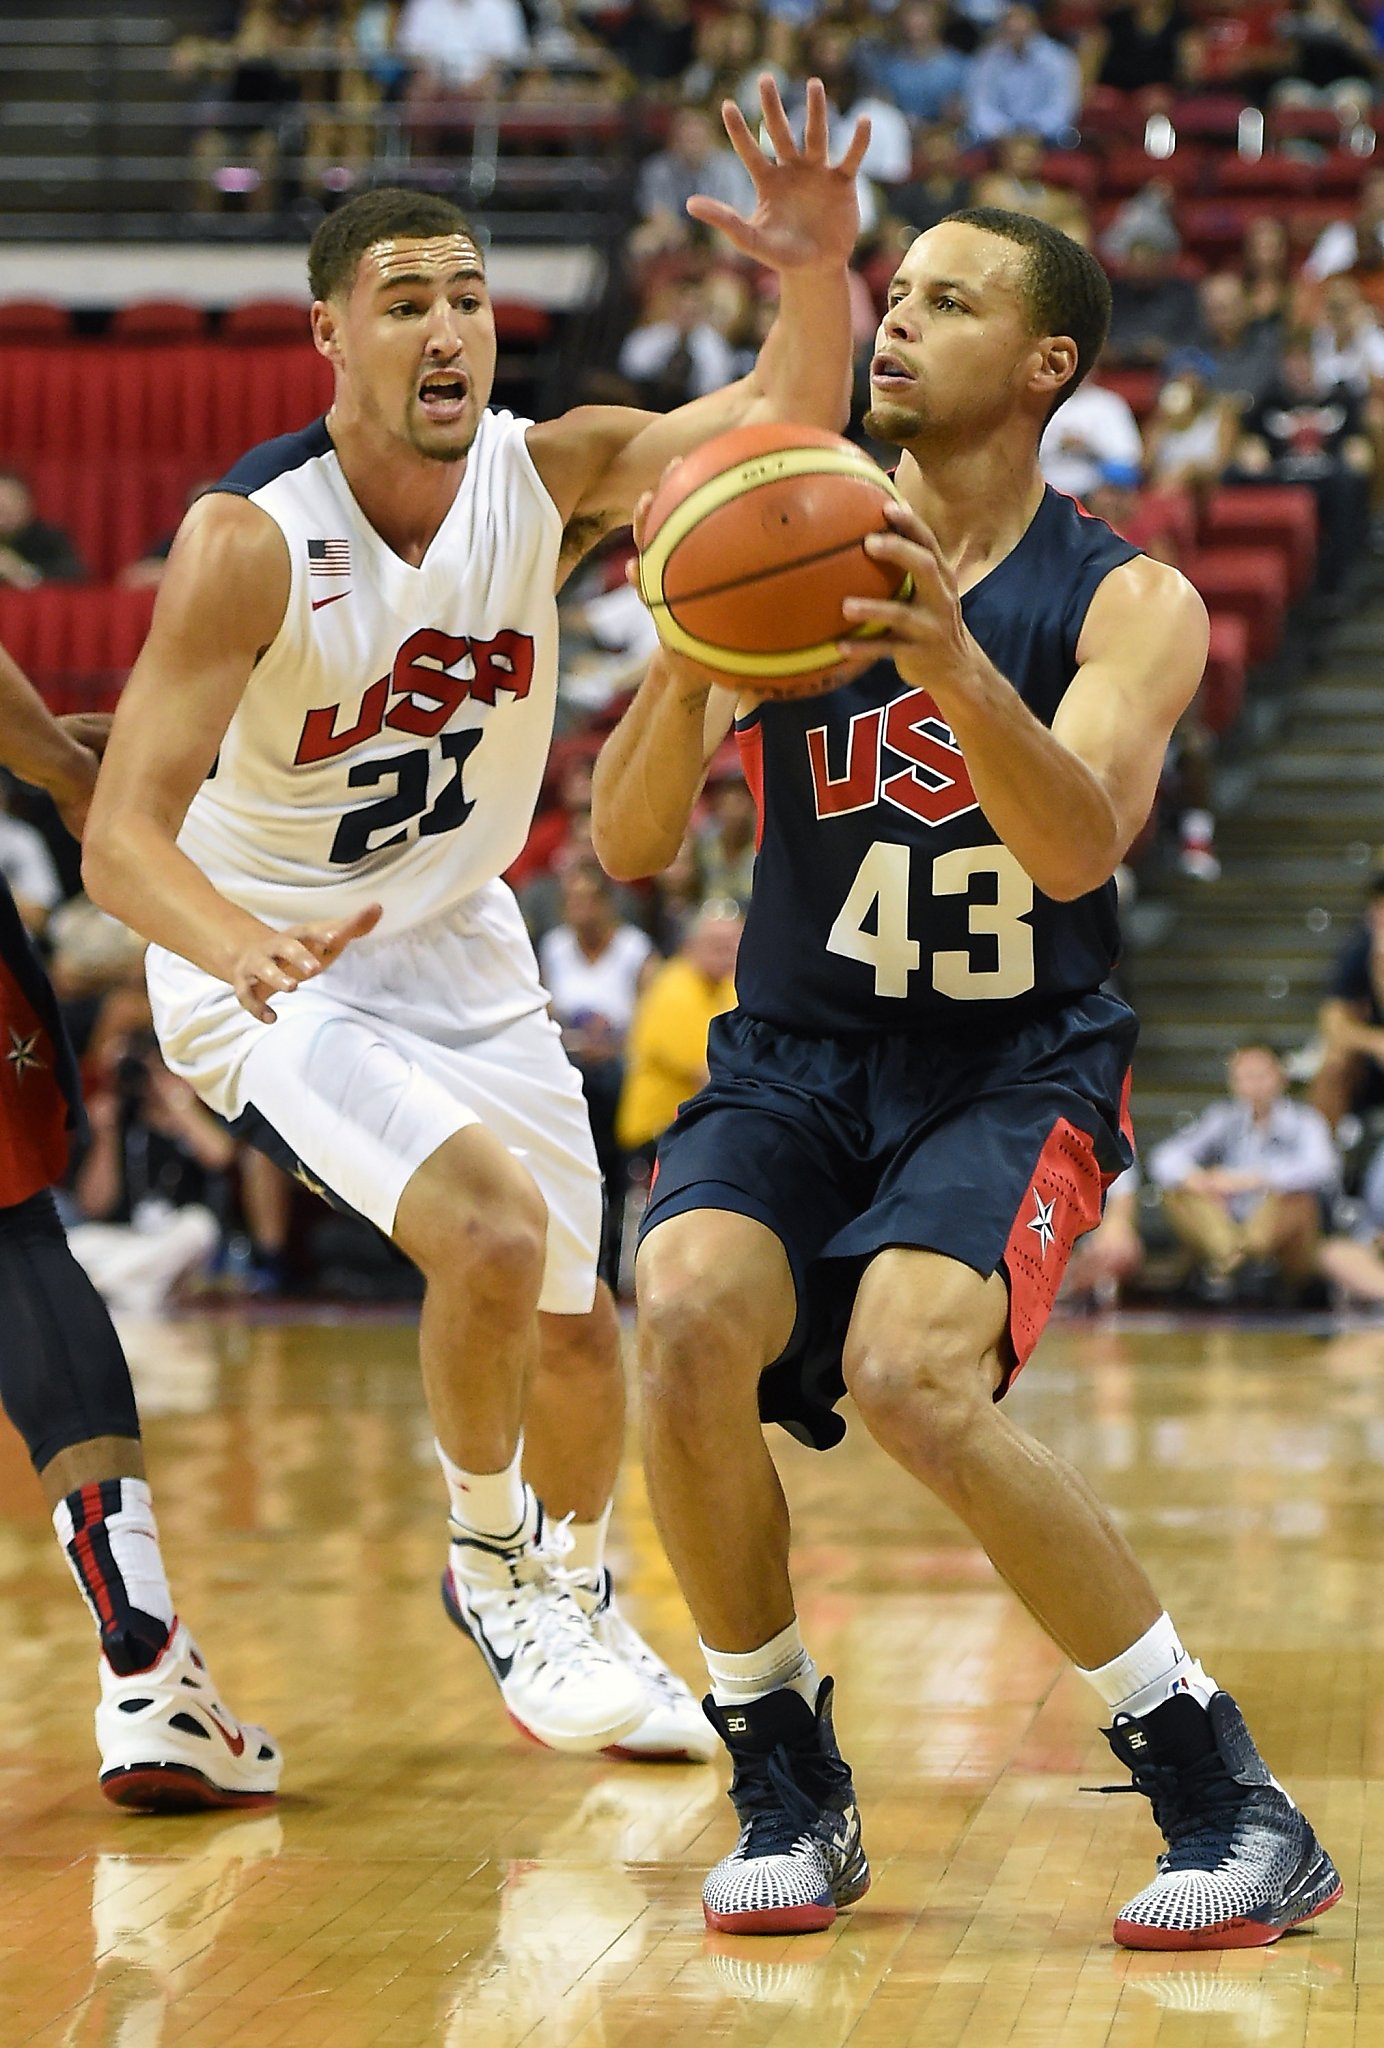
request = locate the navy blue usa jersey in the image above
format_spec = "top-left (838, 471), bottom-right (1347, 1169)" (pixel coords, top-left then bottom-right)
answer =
top-left (733, 487), bottom-right (1141, 1036)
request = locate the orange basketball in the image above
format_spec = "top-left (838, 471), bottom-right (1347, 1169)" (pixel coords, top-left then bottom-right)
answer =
top-left (637, 422), bottom-right (911, 700)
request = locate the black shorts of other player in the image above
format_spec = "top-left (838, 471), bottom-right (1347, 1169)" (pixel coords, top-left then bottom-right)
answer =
top-left (640, 988), bottom-right (1136, 1449)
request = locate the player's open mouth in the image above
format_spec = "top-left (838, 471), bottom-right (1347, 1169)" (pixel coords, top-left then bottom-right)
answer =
top-left (417, 371), bottom-right (469, 420)
top-left (870, 355), bottom-right (914, 387)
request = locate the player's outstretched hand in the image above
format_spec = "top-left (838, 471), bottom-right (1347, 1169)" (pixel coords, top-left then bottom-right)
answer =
top-left (839, 500), bottom-right (969, 689)
top-left (693, 74), bottom-right (869, 275)
top-left (232, 902), bottom-right (382, 1023)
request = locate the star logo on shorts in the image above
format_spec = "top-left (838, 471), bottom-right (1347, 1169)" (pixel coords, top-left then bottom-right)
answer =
top-left (292, 1161), bottom-right (328, 1200)
top-left (1026, 1188), bottom-right (1056, 1256)
top-left (6, 1027), bottom-right (45, 1080)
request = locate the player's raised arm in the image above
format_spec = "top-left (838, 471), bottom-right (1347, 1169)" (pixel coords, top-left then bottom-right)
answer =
top-left (83, 496), bottom-right (378, 1022)
top-left (529, 76), bottom-right (868, 564)
top-left (842, 512), bottom-right (1209, 901)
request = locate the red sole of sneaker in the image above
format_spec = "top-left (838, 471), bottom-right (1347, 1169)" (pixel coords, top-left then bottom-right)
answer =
top-left (601, 1744), bottom-right (699, 1763)
top-left (703, 1901), bottom-right (837, 1935)
top-left (101, 1765), bottom-right (277, 1814)
top-left (1114, 1882), bottom-right (1343, 1952)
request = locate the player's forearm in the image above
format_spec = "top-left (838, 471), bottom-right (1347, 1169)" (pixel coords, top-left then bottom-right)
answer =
top-left (932, 655), bottom-right (1124, 901)
top-left (0, 643), bottom-right (92, 799)
top-left (82, 815), bottom-right (272, 983)
top-left (591, 654), bottom-right (716, 880)
top-left (740, 268), bottom-right (854, 432)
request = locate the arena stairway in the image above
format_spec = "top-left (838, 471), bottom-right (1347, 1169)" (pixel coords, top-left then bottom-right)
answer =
top-left (1124, 604), bottom-right (1384, 1152)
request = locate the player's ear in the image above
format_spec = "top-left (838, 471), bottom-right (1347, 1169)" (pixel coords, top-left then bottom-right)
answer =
top-left (311, 298), bottom-right (343, 367)
top-left (1031, 334), bottom-right (1078, 410)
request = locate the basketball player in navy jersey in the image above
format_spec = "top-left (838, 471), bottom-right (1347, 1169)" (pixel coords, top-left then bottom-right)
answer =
top-left (84, 87), bottom-right (874, 1762)
top-left (0, 637), bottom-right (279, 1808)
top-left (592, 209), bottom-right (1340, 1946)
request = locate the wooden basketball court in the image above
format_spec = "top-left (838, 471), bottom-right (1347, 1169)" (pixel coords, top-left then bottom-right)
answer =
top-left (0, 1307), bottom-right (1374, 2046)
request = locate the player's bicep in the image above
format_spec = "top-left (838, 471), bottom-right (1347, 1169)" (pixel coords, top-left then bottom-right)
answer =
top-left (93, 497), bottom-right (289, 835)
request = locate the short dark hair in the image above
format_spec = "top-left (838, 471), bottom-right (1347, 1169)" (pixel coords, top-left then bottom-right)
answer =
top-left (307, 189), bottom-right (479, 303)
top-left (941, 206), bottom-right (1112, 417)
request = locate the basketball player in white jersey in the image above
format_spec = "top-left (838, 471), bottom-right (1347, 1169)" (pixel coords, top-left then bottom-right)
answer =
top-left (82, 80), bottom-right (868, 1767)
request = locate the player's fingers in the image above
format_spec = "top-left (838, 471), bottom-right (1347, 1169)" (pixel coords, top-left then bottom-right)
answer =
top-left (837, 114), bottom-right (873, 180)
top-left (881, 499), bottom-right (938, 547)
top-left (269, 940), bottom-right (324, 980)
top-left (801, 77), bottom-right (829, 160)
top-left (630, 488), bottom-right (655, 551)
top-left (685, 196), bottom-right (757, 248)
top-left (336, 901), bottom-right (383, 943)
top-left (718, 98), bottom-right (767, 179)
top-left (238, 980), bottom-right (279, 1025)
top-left (759, 72), bottom-right (799, 161)
top-left (866, 529), bottom-right (949, 594)
top-left (840, 597), bottom-right (931, 634)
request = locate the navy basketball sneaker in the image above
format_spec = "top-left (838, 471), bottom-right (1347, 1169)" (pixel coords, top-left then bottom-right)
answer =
top-left (1103, 1689), bottom-right (1341, 1949)
top-left (701, 1679), bottom-right (869, 1933)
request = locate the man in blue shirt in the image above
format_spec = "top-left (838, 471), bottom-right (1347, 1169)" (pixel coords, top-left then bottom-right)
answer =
top-left (965, 3), bottom-right (1081, 146)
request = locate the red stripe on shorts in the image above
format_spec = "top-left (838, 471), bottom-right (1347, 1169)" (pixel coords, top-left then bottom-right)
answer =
top-left (1001, 1115), bottom-right (1106, 1382)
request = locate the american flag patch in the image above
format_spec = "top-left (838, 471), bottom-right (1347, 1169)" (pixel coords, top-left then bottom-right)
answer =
top-left (307, 538), bottom-right (351, 576)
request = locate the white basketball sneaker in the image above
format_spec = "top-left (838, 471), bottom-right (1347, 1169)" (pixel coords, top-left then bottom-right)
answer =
top-left (441, 1490), bottom-right (646, 1754)
top-left (96, 1621), bottom-right (282, 1811)
top-left (571, 1569), bottom-right (717, 1763)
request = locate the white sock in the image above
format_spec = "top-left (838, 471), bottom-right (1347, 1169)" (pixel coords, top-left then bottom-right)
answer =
top-left (1078, 1612), bottom-right (1218, 1719)
top-left (702, 1618), bottom-right (820, 1709)
top-left (435, 1438), bottom-right (527, 1542)
top-left (565, 1501), bottom-right (611, 1583)
top-left (53, 1477), bottom-right (174, 1672)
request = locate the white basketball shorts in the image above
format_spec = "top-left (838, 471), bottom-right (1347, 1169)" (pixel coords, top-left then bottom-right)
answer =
top-left (145, 881), bottom-right (602, 1315)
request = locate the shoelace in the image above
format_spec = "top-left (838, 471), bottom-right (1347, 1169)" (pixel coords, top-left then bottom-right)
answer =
top-left (1084, 1750), bottom-right (1251, 1871)
top-left (733, 1746), bottom-right (829, 1859)
top-left (469, 1521), bottom-right (617, 1681)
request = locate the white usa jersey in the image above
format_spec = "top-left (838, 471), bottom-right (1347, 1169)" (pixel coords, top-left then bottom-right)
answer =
top-left (177, 409), bottom-right (561, 935)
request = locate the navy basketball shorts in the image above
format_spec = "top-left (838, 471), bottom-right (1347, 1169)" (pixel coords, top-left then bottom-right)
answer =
top-left (639, 989), bottom-right (1137, 1450)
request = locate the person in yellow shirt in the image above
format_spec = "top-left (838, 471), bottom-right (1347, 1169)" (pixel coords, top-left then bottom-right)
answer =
top-left (617, 902), bottom-right (743, 1154)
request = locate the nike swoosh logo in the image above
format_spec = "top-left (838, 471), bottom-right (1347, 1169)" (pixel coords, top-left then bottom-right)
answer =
top-left (205, 1706), bottom-right (246, 1756)
top-left (311, 591), bottom-right (349, 612)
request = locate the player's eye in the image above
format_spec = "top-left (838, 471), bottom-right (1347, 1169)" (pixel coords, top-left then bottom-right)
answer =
top-left (456, 295), bottom-right (482, 314)
top-left (388, 302), bottom-right (421, 318)
top-left (935, 295), bottom-right (962, 312)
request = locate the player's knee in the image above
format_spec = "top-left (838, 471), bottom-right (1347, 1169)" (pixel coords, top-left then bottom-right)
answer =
top-left (412, 1176), bottom-right (548, 1303)
top-left (843, 1315), bottom-right (988, 1468)
top-left (637, 1259), bottom-right (759, 1415)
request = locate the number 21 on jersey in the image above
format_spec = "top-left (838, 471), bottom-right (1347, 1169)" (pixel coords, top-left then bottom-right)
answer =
top-left (827, 841), bottom-right (1036, 1000)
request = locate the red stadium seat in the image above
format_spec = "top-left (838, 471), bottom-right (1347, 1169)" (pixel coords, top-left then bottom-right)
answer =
top-left (1167, 93), bottom-right (1250, 140)
top-left (1215, 154), bottom-right (1314, 198)
top-left (1040, 150), bottom-right (1101, 203)
top-left (1099, 144), bottom-right (1208, 197)
top-left (0, 586), bottom-right (156, 710)
top-left (0, 300), bottom-right (72, 339)
top-left (1199, 610), bottom-right (1250, 733)
top-left (1267, 103), bottom-right (1352, 149)
top-left (1182, 545), bottom-right (1288, 663)
top-left (221, 300), bottom-right (311, 341)
top-left (1179, 197), bottom-right (1261, 263)
top-left (110, 300), bottom-right (209, 341)
top-left (1200, 484), bottom-right (1318, 601)
top-left (493, 299), bottom-right (555, 345)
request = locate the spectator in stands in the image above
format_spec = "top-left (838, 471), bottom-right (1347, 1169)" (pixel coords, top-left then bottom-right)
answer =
top-left (1150, 1043), bottom-right (1338, 1301)
top-left (1311, 272), bottom-right (1384, 394)
top-left (1276, 0), bottom-right (1378, 112)
top-left (1105, 235), bottom-right (1201, 366)
top-left (695, 766), bottom-right (757, 909)
top-left (879, 123), bottom-right (974, 236)
top-left (1235, 331), bottom-right (1373, 595)
top-left (631, 108), bottom-right (755, 259)
top-left (1194, 270), bottom-right (1283, 412)
top-left (0, 778), bottom-right (63, 936)
top-left (1144, 350), bottom-right (1240, 499)
top-left (1063, 1164), bottom-right (1145, 1308)
top-left (785, 28), bottom-right (915, 228)
top-left (1304, 166), bottom-right (1384, 282)
top-left (973, 130), bottom-right (1089, 240)
top-left (1241, 213), bottom-right (1295, 327)
top-left (681, 9), bottom-right (785, 122)
top-left (1100, 178), bottom-right (1181, 265)
top-left (0, 469), bottom-right (85, 588)
top-left (67, 1024), bottom-right (235, 1313)
top-left (963, 4), bottom-right (1081, 147)
top-left (861, 1), bottom-right (971, 123)
top-left (618, 276), bottom-right (738, 409)
top-left (175, 0), bottom-right (327, 213)
top-left (611, 0), bottom-right (696, 89)
top-left (1311, 869), bottom-right (1384, 1127)
top-left (616, 899), bottom-right (742, 1157)
top-left (1039, 369), bottom-right (1145, 501)
top-left (1081, 0), bottom-right (1199, 92)
top-left (399, 0), bottom-right (529, 154)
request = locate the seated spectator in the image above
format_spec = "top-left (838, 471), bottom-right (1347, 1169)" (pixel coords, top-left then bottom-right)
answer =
top-left (610, 0), bottom-right (696, 90)
top-left (695, 765), bottom-right (757, 909)
top-left (861, 0), bottom-right (971, 123)
top-left (964, 4), bottom-right (1081, 148)
top-left (1105, 236), bottom-right (1200, 367)
top-left (1304, 167), bottom-right (1384, 282)
top-left (1063, 1163), bottom-right (1145, 1308)
top-left (616, 899), bottom-right (742, 1155)
top-left (1149, 1044), bottom-right (1338, 1300)
top-left (1276, 0), bottom-right (1378, 112)
top-left (618, 276), bottom-right (738, 410)
top-left (1082, 0), bottom-right (1199, 92)
top-left (680, 9), bottom-right (786, 122)
top-left (1084, 461), bottom-right (1188, 562)
top-left (1241, 214), bottom-right (1295, 327)
top-left (0, 777), bottom-right (63, 935)
top-left (66, 1024), bottom-right (235, 1312)
top-left (1311, 869), bottom-right (1384, 1127)
top-left (1144, 350), bottom-right (1239, 499)
top-left (1194, 270), bottom-right (1283, 411)
top-left (1311, 272), bottom-right (1384, 395)
top-left (1039, 371), bottom-right (1145, 501)
top-left (1234, 331), bottom-right (1373, 594)
top-left (880, 123), bottom-right (974, 237)
top-left (630, 108), bottom-right (755, 260)
top-left (174, 0), bottom-right (302, 214)
top-left (973, 130), bottom-right (1088, 240)
top-left (0, 469), bottom-right (85, 589)
top-left (399, 0), bottom-right (530, 154)
top-left (1100, 179), bottom-right (1181, 266)
top-left (786, 28), bottom-right (915, 229)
